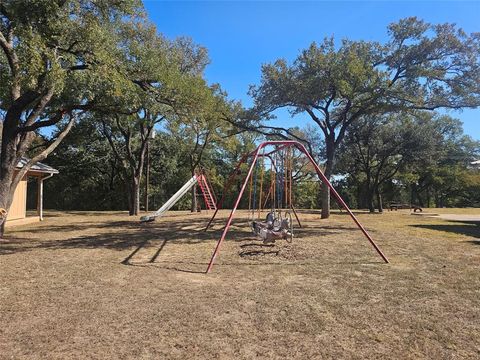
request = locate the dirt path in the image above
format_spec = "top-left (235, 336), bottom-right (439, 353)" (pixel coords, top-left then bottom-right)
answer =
top-left (433, 214), bottom-right (480, 222)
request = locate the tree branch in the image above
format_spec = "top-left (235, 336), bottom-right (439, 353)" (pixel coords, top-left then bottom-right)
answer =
top-left (12, 113), bottom-right (76, 187)
top-left (0, 22), bottom-right (20, 100)
top-left (16, 111), bottom-right (65, 134)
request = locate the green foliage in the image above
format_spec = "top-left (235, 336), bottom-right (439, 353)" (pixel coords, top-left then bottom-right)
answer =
top-left (336, 112), bottom-right (480, 209)
top-left (44, 119), bottom-right (125, 210)
top-left (0, 0), bottom-right (143, 109)
top-left (4, 8), bottom-right (479, 215)
top-left (293, 181), bottom-right (319, 209)
top-left (248, 16), bottom-right (480, 172)
top-left (244, 17), bottom-right (480, 216)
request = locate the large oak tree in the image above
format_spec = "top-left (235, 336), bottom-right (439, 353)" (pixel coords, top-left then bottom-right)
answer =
top-left (248, 17), bottom-right (480, 218)
top-left (0, 0), bottom-right (143, 233)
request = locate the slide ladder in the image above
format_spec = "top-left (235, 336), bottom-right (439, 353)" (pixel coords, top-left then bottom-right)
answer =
top-left (140, 171), bottom-right (216, 223)
top-left (197, 173), bottom-right (217, 210)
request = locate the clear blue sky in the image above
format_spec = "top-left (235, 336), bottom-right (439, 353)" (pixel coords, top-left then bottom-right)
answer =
top-left (144, 1), bottom-right (480, 140)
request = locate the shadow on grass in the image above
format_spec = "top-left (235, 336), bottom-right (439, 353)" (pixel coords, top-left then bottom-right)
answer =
top-left (1, 214), bottom-right (376, 275)
top-left (2, 214), bottom-right (352, 253)
top-left (296, 209), bottom-right (370, 216)
top-left (410, 220), bottom-right (480, 239)
top-left (2, 218), bottom-right (224, 255)
top-left (118, 224), bottom-right (345, 267)
top-left (239, 242), bottom-right (280, 257)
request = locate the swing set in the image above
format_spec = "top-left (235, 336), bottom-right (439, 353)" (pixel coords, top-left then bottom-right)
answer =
top-left (204, 140), bottom-right (389, 273)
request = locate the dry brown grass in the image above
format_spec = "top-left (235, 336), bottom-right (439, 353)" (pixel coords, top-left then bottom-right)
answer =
top-left (1, 208), bottom-right (479, 359)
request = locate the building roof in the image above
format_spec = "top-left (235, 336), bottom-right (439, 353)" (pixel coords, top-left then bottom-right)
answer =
top-left (16, 158), bottom-right (59, 174)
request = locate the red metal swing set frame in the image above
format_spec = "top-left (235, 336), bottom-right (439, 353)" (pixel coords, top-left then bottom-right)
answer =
top-left (204, 140), bottom-right (389, 273)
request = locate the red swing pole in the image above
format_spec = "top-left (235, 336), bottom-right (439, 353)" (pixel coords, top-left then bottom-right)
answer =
top-left (264, 143), bottom-right (290, 157)
top-left (293, 142), bottom-right (389, 264)
top-left (206, 145), bottom-right (263, 273)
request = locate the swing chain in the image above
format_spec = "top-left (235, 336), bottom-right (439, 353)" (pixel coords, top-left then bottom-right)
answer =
top-left (250, 145), bottom-right (295, 243)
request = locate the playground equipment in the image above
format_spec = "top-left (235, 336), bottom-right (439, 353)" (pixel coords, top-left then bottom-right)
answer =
top-left (251, 210), bottom-right (293, 243)
top-left (204, 140), bottom-right (389, 273)
top-left (140, 169), bottom-right (216, 223)
top-left (247, 145), bottom-right (296, 243)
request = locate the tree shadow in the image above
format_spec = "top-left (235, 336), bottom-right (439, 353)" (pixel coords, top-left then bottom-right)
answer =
top-left (1, 212), bottom-right (379, 275)
top-left (9, 220), bottom-right (142, 234)
top-left (297, 209), bottom-right (370, 216)
top-left (2, 216), bottom-right (370, 256)
top-left (410, 220), bottom-right (480, 239)
top-left (1, 217), bottom-right (272, 256)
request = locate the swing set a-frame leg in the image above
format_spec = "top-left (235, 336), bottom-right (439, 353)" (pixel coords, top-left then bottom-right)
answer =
top-left (294, 143), bottom-right (389, 264)
top-left (206, 148), bottom-right (262, 273)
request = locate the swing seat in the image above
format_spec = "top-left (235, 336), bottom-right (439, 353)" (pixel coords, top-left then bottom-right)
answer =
top-left (251, 212), bottom-right (293, 243)
top-left (253, 224), bottom-right (292, 243)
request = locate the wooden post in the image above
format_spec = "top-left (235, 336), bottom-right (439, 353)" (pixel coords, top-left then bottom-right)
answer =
top-left (37, 176), bottom-right (44, 221)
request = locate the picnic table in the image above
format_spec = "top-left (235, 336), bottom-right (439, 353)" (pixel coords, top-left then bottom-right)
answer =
top-left (389, 203), bottom-right (423, 212)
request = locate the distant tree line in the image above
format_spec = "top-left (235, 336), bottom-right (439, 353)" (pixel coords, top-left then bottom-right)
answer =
top-left (43, 109), bottom-right (480, 213)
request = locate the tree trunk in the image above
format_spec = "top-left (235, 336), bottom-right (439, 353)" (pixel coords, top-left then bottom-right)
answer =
top-left (320, 135), bottom-right (336, 219)
top-left (357, 183), bottom-right (366, 210)
top-left (129, 177), bottom-right (141, 216)
top-left (144, 141), bottom-right (150, 212)
top-left (376, 190), bottom-right (383, 213)
top-left (0, 167), bottom-right (22, 237)
top-left (320, 184), bottom-right (331, 218)
top-left (191, 183), bottom-right (198, 212)
top-left (434, 190), bottom-right (440, 208)
top-left (412, 183), bottom-right (424, 207)
top-left (0, 130), bottom-right (23, 237)
top-left (410, 184), bottom-right (415, 207)
top-left (367, 188), bottom-right (375, 213)
top-left (127, 184), bottom-right (133, 215)
top-left (364, 172), bottom-right (375, 213)
top-left (0, 184), bottom-right (15, 237)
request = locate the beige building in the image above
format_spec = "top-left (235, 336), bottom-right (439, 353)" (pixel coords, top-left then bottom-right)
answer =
top-left (6, 159), bottom-right (58, 227)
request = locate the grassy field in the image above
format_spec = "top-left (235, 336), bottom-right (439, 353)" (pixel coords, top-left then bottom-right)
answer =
top-left (1, 209), bottom-right (479, 359)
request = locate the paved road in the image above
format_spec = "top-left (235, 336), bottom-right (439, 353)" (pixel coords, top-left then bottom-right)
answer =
top-left (433, 214), bottom-right (480, 222)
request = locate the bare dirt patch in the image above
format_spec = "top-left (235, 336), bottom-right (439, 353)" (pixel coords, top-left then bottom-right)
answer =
top-left (1, 209), bottom-right (479, 359)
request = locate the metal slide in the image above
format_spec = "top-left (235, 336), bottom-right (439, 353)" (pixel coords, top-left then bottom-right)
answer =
top-left (140, 176), bottom-right (198, 222)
